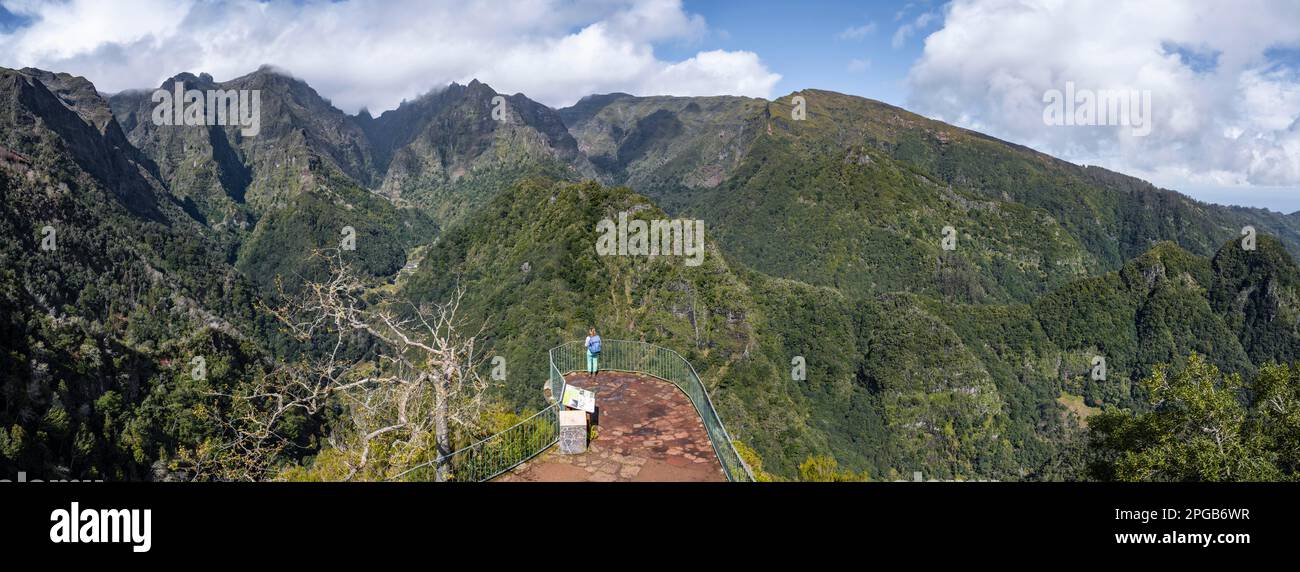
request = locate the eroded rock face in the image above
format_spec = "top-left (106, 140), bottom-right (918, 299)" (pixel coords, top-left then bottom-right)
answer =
top-left (558, 93), bottom-right (765, 200)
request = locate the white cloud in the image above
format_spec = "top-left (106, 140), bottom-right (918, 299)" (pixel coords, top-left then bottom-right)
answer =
top-left (892, 11), bottom-right (935, 49)
top-left (0, 0), bottom-right (780, 112)
top-left (838, 21), bottom-right (877, 41)
top-left (907, 0), bottom-right (1300, 202)
top-left (644, 50), bottom-right (780, 98)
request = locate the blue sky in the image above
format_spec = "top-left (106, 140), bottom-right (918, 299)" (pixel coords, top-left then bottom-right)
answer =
top-left (1, 0), bottom-right (1298, 213)
top-left (0, 0), bottom-right (935, 108)
top-left (658, 0), bottom-right (932, 107)
top-left (0, 3), bottom-right (29, 33)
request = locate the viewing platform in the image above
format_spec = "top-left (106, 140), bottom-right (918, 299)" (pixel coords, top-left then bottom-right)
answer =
top-left (499, 371), bottom-right (726, 482)
top-left (394, 339), bottom-right (752, 482)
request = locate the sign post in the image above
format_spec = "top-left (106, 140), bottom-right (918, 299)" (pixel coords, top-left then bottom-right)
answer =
top-left (562, 385), bottom-right (596, 413)
top-left (558, 410), bottom-right (588, 454)
top-left (558, 386), bottom-right (596, 454)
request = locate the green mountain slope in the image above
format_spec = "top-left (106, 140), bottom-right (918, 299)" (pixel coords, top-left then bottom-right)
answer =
top-left (559, 92), bottom-right (766, 212)
top-left (561, 90), bottom-right (1300, 306)
top-left (109, 68), bottom-right (434, 290)
top-left (358, 80), bottom-right (596, 226)
top-left (400, 178), bottom-right (830, 472)
top-left (399, 177), bottom-right (1034, 477)
top-left (8, 64), bottom-right (1300, 481)
top-left (111, 68), bottom-right (379, 216)
top-left (0, 67), bottom-right (271, 479)
top-left (1209, 235), bottom-right (1300, 365)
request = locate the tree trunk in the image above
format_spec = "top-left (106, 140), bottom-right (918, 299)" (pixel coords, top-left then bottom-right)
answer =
top-left (434, 373), bottom-right (451, 482)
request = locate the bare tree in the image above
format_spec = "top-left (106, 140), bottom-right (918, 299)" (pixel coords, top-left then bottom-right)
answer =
top-left (186, 251), bottom-right (488, 481)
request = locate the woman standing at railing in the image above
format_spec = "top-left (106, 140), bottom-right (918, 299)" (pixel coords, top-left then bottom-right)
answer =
top-left (584, 327), bottom-right (602, 379)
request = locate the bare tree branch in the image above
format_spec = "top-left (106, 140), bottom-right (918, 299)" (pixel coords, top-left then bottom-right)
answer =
top-left (180, 250), bottom-right (488, 481)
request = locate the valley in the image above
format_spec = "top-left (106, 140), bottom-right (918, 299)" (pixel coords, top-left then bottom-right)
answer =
top-left (2, 65), bottom-right (1299, 481)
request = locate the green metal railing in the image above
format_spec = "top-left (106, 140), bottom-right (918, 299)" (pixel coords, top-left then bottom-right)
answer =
top-left (550, 339), bottom-right (754, 482)
top-left (394, 339), bottom-right (753, 482)
top-left (393, 403), bottom-right (560, 482)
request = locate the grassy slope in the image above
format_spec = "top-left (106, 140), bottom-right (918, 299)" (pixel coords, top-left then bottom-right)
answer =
top-left (565, 89), bottom-right (1300, 307)
top-left (400, 178), bottom-right (1040, 477)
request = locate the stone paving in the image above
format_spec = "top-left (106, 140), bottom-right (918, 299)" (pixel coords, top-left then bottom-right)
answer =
top-left (498, 371), bottom-right (726, 482)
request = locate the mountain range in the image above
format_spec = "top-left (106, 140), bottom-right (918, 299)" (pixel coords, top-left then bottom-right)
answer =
top-left (2, 65), bottom-right (1298, 480)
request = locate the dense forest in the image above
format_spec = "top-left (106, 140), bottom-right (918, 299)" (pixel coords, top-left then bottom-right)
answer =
top-left (2, 65), bottom-right (1299, 481)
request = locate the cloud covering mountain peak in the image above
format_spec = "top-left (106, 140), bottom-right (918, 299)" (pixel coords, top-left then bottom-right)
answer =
top-left (0, 0), bottom-right (780, 112)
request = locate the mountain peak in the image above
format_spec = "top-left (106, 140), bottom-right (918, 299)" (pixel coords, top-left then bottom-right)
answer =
top-left (159, 72), bottom-right (210, 89)
top-left (254, 63), bottom-right (292, 78)
top-left (460, 78), bottom-right (498, 97)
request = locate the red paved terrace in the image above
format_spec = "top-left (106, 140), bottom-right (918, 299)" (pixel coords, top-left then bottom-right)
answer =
top-left (498, 371), bottom-right (726, 482)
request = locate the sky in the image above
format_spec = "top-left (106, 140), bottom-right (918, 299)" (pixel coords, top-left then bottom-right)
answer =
top-left (1, 0), bottom-right (1299, 213)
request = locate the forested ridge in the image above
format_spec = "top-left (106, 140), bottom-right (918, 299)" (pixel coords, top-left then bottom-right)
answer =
top-left (3, 65), bottom-right (1299, 481)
